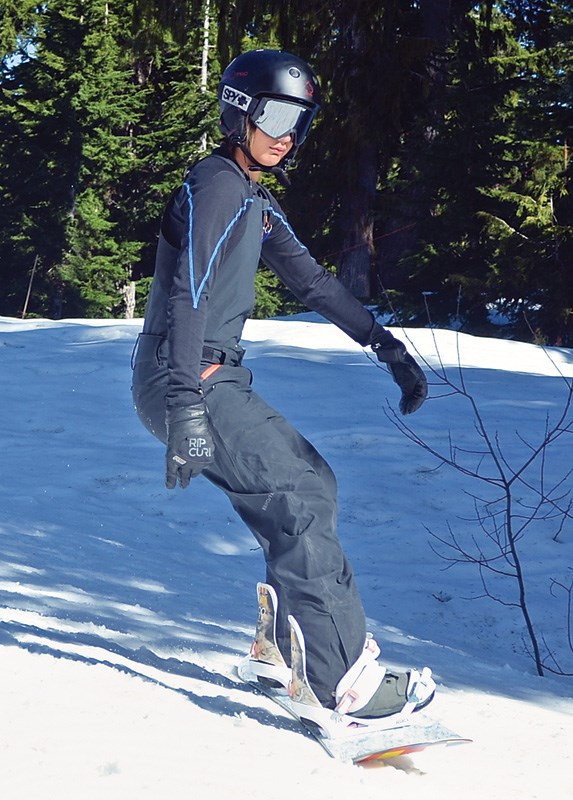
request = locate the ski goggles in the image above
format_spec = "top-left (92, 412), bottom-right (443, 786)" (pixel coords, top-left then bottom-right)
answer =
top-left (250, 97), bottom-right (317, 144)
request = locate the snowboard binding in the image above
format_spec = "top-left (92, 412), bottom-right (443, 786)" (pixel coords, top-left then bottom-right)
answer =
top-left (242, 583), bottom-right (436, 740)
top-left (243, 582), bottom-right (290, 691)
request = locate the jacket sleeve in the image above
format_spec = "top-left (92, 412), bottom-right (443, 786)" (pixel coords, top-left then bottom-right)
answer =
top-left (260, 197), bottom-right (380, 346)
top-left (165, 168), bottom-right (251, 407)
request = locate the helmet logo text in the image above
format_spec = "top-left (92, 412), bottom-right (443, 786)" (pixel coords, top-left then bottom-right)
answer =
top-left (221, 84), bottom-right (252, 110)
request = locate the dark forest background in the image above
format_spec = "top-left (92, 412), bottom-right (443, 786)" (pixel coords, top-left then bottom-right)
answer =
top-left (1, 1), bottom-right (571, 344)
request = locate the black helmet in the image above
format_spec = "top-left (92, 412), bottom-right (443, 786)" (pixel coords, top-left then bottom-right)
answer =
top-left (218, 49), bottom-right (321, 154)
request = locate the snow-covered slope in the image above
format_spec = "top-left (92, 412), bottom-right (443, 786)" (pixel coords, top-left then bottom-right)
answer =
top-left (0, 315), bottom-right (571, 799)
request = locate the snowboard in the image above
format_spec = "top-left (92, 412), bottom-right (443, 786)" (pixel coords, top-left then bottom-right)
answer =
top-left (238, 657), bottom-right (469, 765)
top-left (238, 588), bottom-right (470, 766)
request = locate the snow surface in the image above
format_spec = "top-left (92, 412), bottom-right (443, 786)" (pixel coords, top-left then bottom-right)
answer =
top-left (0, 313), bottom-right (572, 800)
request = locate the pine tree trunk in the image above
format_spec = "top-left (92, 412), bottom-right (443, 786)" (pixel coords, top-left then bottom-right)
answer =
top-left (123, 281), bottom-right (136, 319)
top-left (376, 0), bottom-right (455, 295)
top-left (336, 141), bottom-right (377, 298)
top-left (200, 0), bottom-right (210, 152)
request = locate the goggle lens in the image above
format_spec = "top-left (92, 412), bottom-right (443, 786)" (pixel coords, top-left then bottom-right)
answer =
top-left (251, 98), bottom-right (314, 143)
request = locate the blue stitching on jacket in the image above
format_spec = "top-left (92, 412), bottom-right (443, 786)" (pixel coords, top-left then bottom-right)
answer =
top-left (185, 184), bottom-right (255, 309)
top-left (184, 183), bottom-right (196, 303)
top-left (267, 207), bottom-right (311, 254)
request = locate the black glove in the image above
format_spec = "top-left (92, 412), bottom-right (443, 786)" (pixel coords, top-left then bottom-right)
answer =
top-left (165, 401), bottom-right (215, 489)
top-left (371, 331), bottom-right (428, 415)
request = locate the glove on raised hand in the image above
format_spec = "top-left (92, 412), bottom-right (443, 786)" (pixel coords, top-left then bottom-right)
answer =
top-left (371, 330), bottom-right (428, 415)
top-left (165, 401), bottom-right (215, 489)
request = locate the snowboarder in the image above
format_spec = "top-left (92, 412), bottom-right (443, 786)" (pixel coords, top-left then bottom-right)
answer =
top-left (131, 48), bottom-right (435, 721)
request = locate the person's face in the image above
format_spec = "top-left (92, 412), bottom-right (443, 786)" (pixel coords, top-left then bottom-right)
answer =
top-left (248, 125), bottom-right (293, 167)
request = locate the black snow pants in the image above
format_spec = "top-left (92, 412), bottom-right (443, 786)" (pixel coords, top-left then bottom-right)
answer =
top-left (131, 333), bottom-right (366, 705)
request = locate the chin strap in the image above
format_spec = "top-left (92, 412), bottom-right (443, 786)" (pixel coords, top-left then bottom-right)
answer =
top-left (248, 164), bottom-right (291, 187)
top-left (236, 140), bottom-right (292, 187)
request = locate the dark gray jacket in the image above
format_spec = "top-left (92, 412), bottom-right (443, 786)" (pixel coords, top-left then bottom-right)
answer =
top-left (141, 148), bottom-right (381, 407)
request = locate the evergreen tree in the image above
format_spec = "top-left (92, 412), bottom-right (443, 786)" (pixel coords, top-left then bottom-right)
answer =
top-left (0, 0), bottom-right (217, 318)
top-left (58, 0), bottom-right (149, 317)
top-left (380, 1), bottom-right (573, 344)
top-left (0, 1), bottom-right (146, 316)
top-left (0, 1), bottom-right (80, 316)
top-left (0, 0), bottom-right (39, 57)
